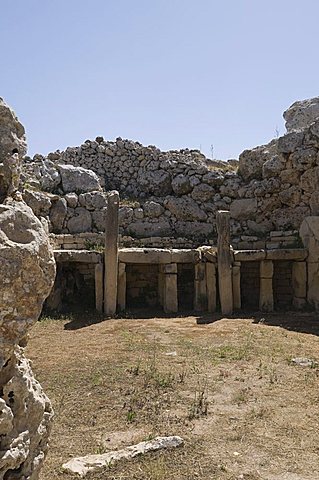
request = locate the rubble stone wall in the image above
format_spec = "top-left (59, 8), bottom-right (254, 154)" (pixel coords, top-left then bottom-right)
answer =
top-left (22, 97), bottom-right (319, 249)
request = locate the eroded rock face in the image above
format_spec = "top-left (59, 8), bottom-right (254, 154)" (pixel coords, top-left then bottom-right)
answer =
top-left (284, 97), bottom-right (319, 132)
top-left (0, 100), bottom-right (56, 479)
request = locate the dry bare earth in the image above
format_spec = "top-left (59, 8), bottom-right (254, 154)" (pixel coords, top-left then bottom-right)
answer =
top-left (26, 312), bottom-right (319, 480)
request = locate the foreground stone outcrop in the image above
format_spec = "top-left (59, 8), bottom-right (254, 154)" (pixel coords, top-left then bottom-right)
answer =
top-left (62, 436), bottom-right (184, 477)
top-left (0, 100), bottom-right (56, 479)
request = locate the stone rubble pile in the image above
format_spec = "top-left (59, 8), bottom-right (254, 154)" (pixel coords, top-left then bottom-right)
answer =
top-left (0, 98), bottom-right (56, 479)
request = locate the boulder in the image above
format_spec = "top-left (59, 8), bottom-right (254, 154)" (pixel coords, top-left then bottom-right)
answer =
top-left (0, 97), bottom-right (27, 159)
top-left (139, 170), bottom-right (172, 196)
top-left (128, 220), bottom-right (171, 237)
top-left (284, 97), bottom-right (319, 132)
top-left (238, 142), bottom-right (275, 181)
top-left (67, 207), bottom-right (92, 233)
top-left (171, 174), bottom-right (192, 195)
top-left (0, 199), bottom-right (56, 479)
top-left (165, 197), bottom-right (207, 221)
top-left (58, 164), bottom-right (101, 193)
top-left (78, 191), bottom-right (107, 210)
top-left (191, 183), bottom-right (214, 202)
top-left (23, 189), bottom-right (53, 217)
top-left (143, 201), bottom-right (164, 218)
top-left (50, 197), bottom-right (68, 231)
top-left (230, 198), bottom-right (257, 220)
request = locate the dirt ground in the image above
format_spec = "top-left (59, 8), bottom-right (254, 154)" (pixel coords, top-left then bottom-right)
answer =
top-left (26, 311), bottom-right (319, 480)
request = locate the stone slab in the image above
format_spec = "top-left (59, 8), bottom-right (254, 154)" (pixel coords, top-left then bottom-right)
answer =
top-left (54, 250), bottom-right (102, 264)
top-left (234, 250), bottom-right (266, 261)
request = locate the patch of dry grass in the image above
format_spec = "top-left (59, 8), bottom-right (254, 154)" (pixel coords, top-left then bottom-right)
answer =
top-left (27, 313), bottom-right (319, 480)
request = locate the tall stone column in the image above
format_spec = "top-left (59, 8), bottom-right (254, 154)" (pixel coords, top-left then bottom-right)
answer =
top-left (95, 263), bottom-right (104, 312)
top-left (232, 261), bottom-right (241, 311)
top-left (104, 190), bottom-right (119, 316)
top-left (300, 217), bottom-right (319, 310)
top-left (117, 262), bottom-right (126, 311)
top-left (163, 263), bottom-right (178, 313)
top-left (217, 210), bottom-right (233, 315)
top-left (259, 260), bottom-right (274, 312)
top-left (194, 263), bottom-right (207, 311)
top-left (206, 262), bottom-right (217, 313)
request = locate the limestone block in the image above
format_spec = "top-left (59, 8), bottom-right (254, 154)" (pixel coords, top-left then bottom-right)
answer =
top-left (95, 263), bottom-right (104, 312)
top-left (259, 278), bottom-right (274, 312)
top-left (206, 262), bottom-right (216, 312)
top-left (194, 263), bottom-right (207, 312)
top-left (171, 249), bottom-right (201, 263)
top-left (217, 210), bottom-right (233, 316)
top-left (119, 248), bottom-right (171, 264)
top-left (307, 262), bottom-right (319, 310)
top-left (163, 273), bottom-right (178, 313)
top-left (283, 97), bottom-right (319, 132)
top-left (300, 216), bottom-right (319, 262)
top-left (292, 261), bottom-right (307, 298)
top-left (260, 260), bottom-right (273, 279)
top-left (67, 207), bottom-right (92, 234)
top-left (117, 262), bottom-right (126, 311)
top-left (58, 164), bottom-right (101, 193)
top-left (104, 191), bottom-right (119, 316)
top-left (229, 198), bottom-right (257, 220)
top-left (171, 174), bottom-right (192, 195)
top-left (234, 250), bottom-right (266, 262)
top-left (163, 263), bottom-right (177, 274)
top-left (232, 262), bottom-right (241, 310)
top-left (54, 250), bottom-right (102, 264)
top-left (266, 249), bottom-right (307, 261)
top-left (62, 436), bottom-right (183, 477)
top-left (277, 131), bottom-right (304, 153)
top-left (165, 196), bottom-right (207, 221)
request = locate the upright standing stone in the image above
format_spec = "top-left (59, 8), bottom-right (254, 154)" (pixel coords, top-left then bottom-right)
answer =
top-left (194, 263), bottom-right (207, 311)
top-left (163, 263), bottom-right (178, 313)
top-left (117, 262), bottom-right (126, 311)
top-left (104, 190), bottom-right (119, 315)
top-left (95, 263), bottom-right (104, 312)
top-left (259, 260), bottom-right (274, 312)
top-left (206, 262), bottom-right (217, 313)
top-left (217, 210), bottom-right (233, 315)
top-left (232, 261), bottom-right (241, 311)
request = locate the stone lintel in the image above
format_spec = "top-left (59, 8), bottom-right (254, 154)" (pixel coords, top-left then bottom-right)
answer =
top-left (234, 250), bottom-right (266, 262)
top-left (266, 249), bottom-right (307, 261)
top-left (54, 250), bottom-right (102, 264)
top-left (119, 248), bottom-right (171, 264)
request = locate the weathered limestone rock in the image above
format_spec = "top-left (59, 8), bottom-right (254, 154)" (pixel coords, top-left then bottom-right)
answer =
top-left (171, 174), bottom-right (192, 195)
top-left (165, 197), bottom-right (207, 221)
top-left (0, 100), bottom-right (56, 479)
top-left (284, 97), bottom-right (319, 132)
top-left (50, 197), bottom-right (67, 231)
top-left (104, 191), bottom-right (119, 315)
top-left (230, 198), bottom-right (257, 221)
top-left (58, 164), bottom-right (101, 193)
top-left (67, 207), bottom-right (92, 233)
top-left (0, 98), bottom-right (27, 160)
top-left (62, 436), bottom-right (183, 477)
top-left (0, 201), bottom-right (56, 478)
top-left (300, 217), bottom-right (319, 309)
top-left (217, 210), bottom-right (233, 315)
top-left (143, 200), bottom-right (164, 218)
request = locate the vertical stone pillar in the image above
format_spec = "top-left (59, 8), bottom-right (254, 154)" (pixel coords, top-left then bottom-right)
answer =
top-left (259, 260), bottom-right (274, 312)
top-left (163, 263), bottom-right (178, 313)
top-left (104, 190), bottom-right (119, 316)
top-left (217, 210), bottom-right (233, 315)
top-left (117, 262), bottom-right (126, 311)
top-left (206, 262), bottom-right (216, 313)
top-left (292, 261), bottom-right (307, 309)
top-left (194, 263), bottom-right (207, 311)
top-left (300, 217), bottom-right (319, 310)
top-left (95, 263), bottom-right (104, 313)
top-left (158, 265), bottom-right (165, 307)
top-left (232, 261), bottom-right (241, 311)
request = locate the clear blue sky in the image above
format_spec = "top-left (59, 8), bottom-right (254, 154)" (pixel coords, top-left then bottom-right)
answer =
top-left (1, 0), bottom-right (319, 159)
